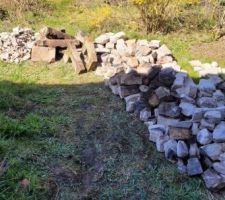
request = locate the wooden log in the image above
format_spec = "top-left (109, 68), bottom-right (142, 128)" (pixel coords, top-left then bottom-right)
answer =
top-left (36, 39), bottom-right (80, 48)
top-left (76, 31), bottom-right (97, 71)
top-left (66, 41), bottom-right (86, 74)
top-left (40, 27), bottom-right (74, 39)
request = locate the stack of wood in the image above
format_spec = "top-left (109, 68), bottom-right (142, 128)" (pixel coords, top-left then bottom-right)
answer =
top-left (31, 27), bottom-right (97, 74)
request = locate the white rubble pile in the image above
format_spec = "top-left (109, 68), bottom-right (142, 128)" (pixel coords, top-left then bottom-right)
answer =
top-left (190, 60), bottom-right (225, 77)
top-left (0, 26), bottom-right (36, 63)
top-left (95, 32), bottom-right (180, 79)
top-left (95, 32), bottom-right (225, 192)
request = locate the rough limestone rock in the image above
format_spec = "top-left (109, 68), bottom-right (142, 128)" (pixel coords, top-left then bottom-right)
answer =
top-left (155, 86), bottom-right (170, 100)
top-left (140, 108), bottom-right (151, 122)
top-left (198, 79), bottom-right (216, 94)
top-left (187, 158), bottom-right (203, 176)
top-left (148, 124), bottom-right (165, 143)
top-left (197, 97), bottom-right (217, 108)
top-left (197, 129), bottom-right (212, 145)
top-left (164, 139), bottom-right (177, 163)
top-left (158, 102), bottom-right (181, 118)
top-left (200, 119), bottom-right (215, 131)
top-left (189, 143), bottom-right (200, 158)
top-left (202, 169), bottom-right (225, 192)
top-left (213, 122), bottom-right (225, 142)
top-left (158, 68), bottom-right (176, 87)
top-left (179, 102), bottom-right (196, 117)
top-left (177, 159), bottom-right (187, 174)
top-left (213, 162), bottom-right (225, 175)
top-left (204, 111), bottom-right (222, 124)
top-left (156, 135), bottom-right (169, 152)
top-left (200, 143), bottom-right (223, 161)
top-left (177, 141), bottom-right (189, 158)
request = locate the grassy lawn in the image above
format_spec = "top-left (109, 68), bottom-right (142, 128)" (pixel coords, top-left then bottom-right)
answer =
top-left (0, 61), bottom-right (209, 200)
top-left (0, 0), bottom-right (225, 199)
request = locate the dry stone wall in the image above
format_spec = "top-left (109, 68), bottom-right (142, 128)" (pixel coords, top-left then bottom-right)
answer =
top-left (95, 32), bottom-right (225, 192)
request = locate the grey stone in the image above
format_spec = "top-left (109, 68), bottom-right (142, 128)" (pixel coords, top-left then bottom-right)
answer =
top-left (105, 42), bottom-right (114, 49)
top-left (156, 44), bottom-right (172, 59)
top-left (95, 34), bottom-right (111, 44)
top-left (144, 119), bottom-right (156, 127)
top-left (149, 40), bottom-right (161, 49)
top-left (110, 32), bottom-right (126, 43)
top-left (200, 143), bottom-right (223, 160)
top-left (219, 153), bottom-right (225, 161)
top-left (175, 78), bottom-right (197, 99)
top-left (179, 102), bottom-right (196, 117)
top-left (155, 86), bottom-right (170, 100)
top-left (187, 158), bottom-right (203, 176)
top-left (120, 71), bottom-right (142, 86)
top-left (159, 68), bottom-right (176, 87)
top-left (158, 102), bottom-right (181, 118)
top-left (139, 85), bottom-right (149, 93)
top-left (213, 122), bottom-right (225, 143)
top-left (136, 45), bottom-right (152, 56)
top-left (213, 90), bottom-right (225, 102)
top-left (148, 124), bottom-right (166, 143)
top-left (137, 39), bottom-right (149, 46)
top-left (180, 95), bottom-right (195, 104)
top-left (118, 85), bottom-right (139, 98)
top-left (171, 72), bottom-right (187, 90)
top-left (202, 169), bottom-right (225, 191)
top-left (157, 55), bottom-right (174, 64)
top-left (204, 110), bottom-right (222, 124)
top-left (207, 74), bottom-right (223, 86)
top-left (192, 107), bottom-right (225, 122)
top-left (197, 129), bottom-right (212, 145)
top-left (124, 93), bottom-right (141, 104)
top-left (189, 143), bottom-right (200, 158)
top-left (126, 101), bottom-right (135, 113)
top-left (197, 97), bottom-right (217, 108)
top-left (156, 135), bottom-right (169, 152)
top-left (177, 159), bottom-right (187, 174)
top-left (213, 162), bottom-right (225, 175)
top-left (200, 119), bottom-right (215, 131)
top-left (177, 141), bottom-right (188, 158)
top-left (140, 108), bottom-right (151, 122)
top-left (192, 123), bottom-right (200, 136)
top-left (198, 79), bottom-right (216, 94)
top-left (164, 139), bottom-right (177, 163)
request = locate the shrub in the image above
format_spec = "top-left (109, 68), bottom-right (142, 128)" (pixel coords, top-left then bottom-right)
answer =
top-left (0, 0), bottom-right (50, 20)
top-left (129, 0), bottom-right (202, 33)
top-left (75, 5), bottom-right (115, 32)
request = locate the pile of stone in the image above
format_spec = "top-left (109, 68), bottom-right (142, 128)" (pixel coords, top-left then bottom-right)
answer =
top-left (0, 26), bottom-right (35, 63)
top-left (95, 32), bottom-right (180, 79)
top-left (190, 60), bottom-right (225, 77)
top-left (95, 32), bottom-right (225, 192)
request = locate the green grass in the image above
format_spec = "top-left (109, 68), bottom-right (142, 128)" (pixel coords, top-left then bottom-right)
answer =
top-left (0, 60), bottom-right (210, 200)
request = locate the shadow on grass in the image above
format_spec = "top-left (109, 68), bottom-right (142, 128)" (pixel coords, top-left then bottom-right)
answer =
top-left (0, 79), bottom-right (210, 200)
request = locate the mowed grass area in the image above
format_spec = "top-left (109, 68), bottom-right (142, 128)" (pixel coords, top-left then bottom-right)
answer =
top-left (0, 61), bottom-right (209, 200)
top-left (1, 0), bottom-right (225, 199)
